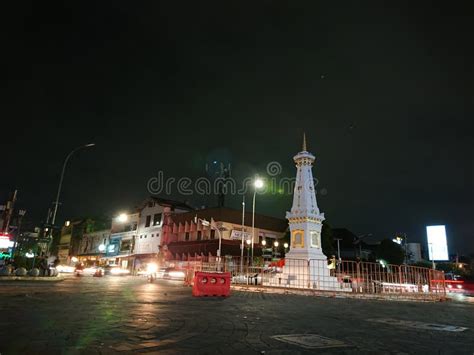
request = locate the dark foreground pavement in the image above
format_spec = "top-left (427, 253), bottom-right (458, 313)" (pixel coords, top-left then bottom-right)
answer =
top-left (0, 276), bottom-right (473, 354)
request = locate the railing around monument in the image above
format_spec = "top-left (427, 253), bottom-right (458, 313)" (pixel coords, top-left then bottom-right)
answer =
top-left (176, 257), bottom-right (446, 300)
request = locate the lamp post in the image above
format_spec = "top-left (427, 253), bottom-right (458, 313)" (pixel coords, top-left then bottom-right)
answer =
top-left (335, 238), bottom-right (342, 261)
top-left (240, 196), bottom-right (245, 274)
top-left (246, 239), bottom-right (251, 266)
top-left (428, 243), bottom-right (436, 270)
top-left (251, 177), bottom-right (264, 266)
top-left (195, 217), bottom-right (223, 270)
top-left (50, 144), bottom-right (95, 241)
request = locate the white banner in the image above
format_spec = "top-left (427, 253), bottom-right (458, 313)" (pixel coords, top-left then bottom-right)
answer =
top-left (230, 230), bottom-right (253, 240)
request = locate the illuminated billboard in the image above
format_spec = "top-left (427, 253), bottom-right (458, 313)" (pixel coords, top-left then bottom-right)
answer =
top-left (0, 234), bottom-right (14, 249)
top-left (426, 225), bottom-right (449, 261)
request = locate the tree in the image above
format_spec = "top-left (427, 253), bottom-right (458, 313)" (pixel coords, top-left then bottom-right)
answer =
top-left (376, 238), bottom-right (405, 265)
top-left (321, 220), bottom-right (335, 257)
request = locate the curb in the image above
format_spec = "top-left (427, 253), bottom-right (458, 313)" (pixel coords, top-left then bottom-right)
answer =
top-left (231, 285), bottom-right (446, 303)
top-left (0, 276), bottom-right (65, 282)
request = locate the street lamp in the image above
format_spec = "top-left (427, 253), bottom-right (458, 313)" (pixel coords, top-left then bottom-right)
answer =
top-left (251, 177), bottom-right (264, 265)
top-left (272, 241), bottom-right (279, 259)
top-left (428, 243), bottom-right (436, 270)
top-left (50, 143), bottom-right (95, 241)
top-left (116, 213), bottom-right (128, 223)
top-left (195, 217), bottom-right (223, 270)
top-left (240, 196), bottom-right (246, 274)
top-left (246, 239), bottom-right (251, 266)
top-left (261, 239), bottom-right (266, 246)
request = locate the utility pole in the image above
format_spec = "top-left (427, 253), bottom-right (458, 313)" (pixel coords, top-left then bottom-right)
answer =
top-left (1, 190), bottom-right (17, 234)
top-left (404, 233), bottom-right (409, 265)
top-left (11, 209), bottom-right (26, 258)
top-left (240, 196), bottom-right (245, 274)
top-left (335, 238), bottom-right (342, 261)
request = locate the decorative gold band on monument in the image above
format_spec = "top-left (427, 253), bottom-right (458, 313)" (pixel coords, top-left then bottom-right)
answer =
top-left (288, 217), bottom-right (322, 224)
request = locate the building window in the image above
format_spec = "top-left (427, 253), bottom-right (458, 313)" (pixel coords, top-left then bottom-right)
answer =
top-left (145, 215), bottom-right (151, 227)
top-left (210, 230), bottom-right (215, 240)
top-left (140, 235), bottom-right (143, 239)
top-left (185, 232), bottom-right (190, 241)
top-left (121, 240), bottom-right (131, 252)
top-left (197, 231), bottom-right (202, 241)
top-left (153, 213), bottom-right (162, 226)
top-left (144, 235), bottom-right (147, 239)
top-left (151, 234), bottom-right (154, 238)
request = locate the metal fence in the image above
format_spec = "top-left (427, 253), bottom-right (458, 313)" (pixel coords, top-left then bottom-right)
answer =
top-left (174, 257), bottom-right (446, 301)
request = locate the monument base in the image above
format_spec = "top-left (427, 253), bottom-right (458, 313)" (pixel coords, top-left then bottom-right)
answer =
top-left (265, 256), bottom-right (351, 292)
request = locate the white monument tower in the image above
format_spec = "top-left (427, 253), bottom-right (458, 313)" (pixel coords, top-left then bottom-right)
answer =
top-left (280, 134), bottom-right (343, 290)
top-left (285, 133), bottom-right (326, 261)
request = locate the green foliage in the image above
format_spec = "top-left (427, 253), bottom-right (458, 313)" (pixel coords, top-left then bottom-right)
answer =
top-left (376, 238), bottom-right (405, 265)
top-left (253, 256), bottom-right (264, 266)
top-left (12, 256), bottom-right (36, 269)
top-left (321, 221), bottom-right (335, 257)
top-left (413, 260), bottom-right (433, 268)
top-left (434, 262), bottom-right (456, 273)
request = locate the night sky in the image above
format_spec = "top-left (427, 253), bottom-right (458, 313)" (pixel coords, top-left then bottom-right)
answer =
top-left (1, 2), bottom-right (473, 254)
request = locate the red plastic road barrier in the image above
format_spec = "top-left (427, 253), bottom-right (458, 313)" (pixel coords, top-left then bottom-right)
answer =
top-left (192, 271), bottom-right (231, 297)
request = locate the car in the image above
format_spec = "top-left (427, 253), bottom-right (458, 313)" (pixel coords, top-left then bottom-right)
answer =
top-left (75, 265), bottom-right (103, 276)
top-left (162, 267), bottom-right (186, 281)
top-left (444, 274), bottom-right (474, 296)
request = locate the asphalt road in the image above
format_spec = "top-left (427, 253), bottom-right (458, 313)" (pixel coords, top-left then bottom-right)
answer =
top-left (0, 276), bottom-right (473, 354)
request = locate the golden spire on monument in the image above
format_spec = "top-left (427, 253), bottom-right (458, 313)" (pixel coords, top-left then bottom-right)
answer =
top-left (302, 132), bottom-right (307, 151)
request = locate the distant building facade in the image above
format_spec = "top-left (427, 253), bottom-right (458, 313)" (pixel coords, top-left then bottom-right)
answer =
top-left (162, 207), bottom-right (287, 261)
top-left (102, 211), bottom-right (139, 269)
top-left (57, 218), bottom-right (110, 264)
top-left (77, 229), bottom-right (111, 264)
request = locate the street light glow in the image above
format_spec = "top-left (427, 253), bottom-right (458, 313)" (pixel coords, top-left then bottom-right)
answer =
top-left (284, 242), bottom-right (289, 249)
top-left (261, 240), bottom-right (266, 246)
top-left (254, 178), bottom-right (264, 189)
top-left (274, 241), bottom-right (279, 247)
top-left (116, 213), bottom-right (128, 223)
top-left (246, 239), bottom-right (251, 245)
